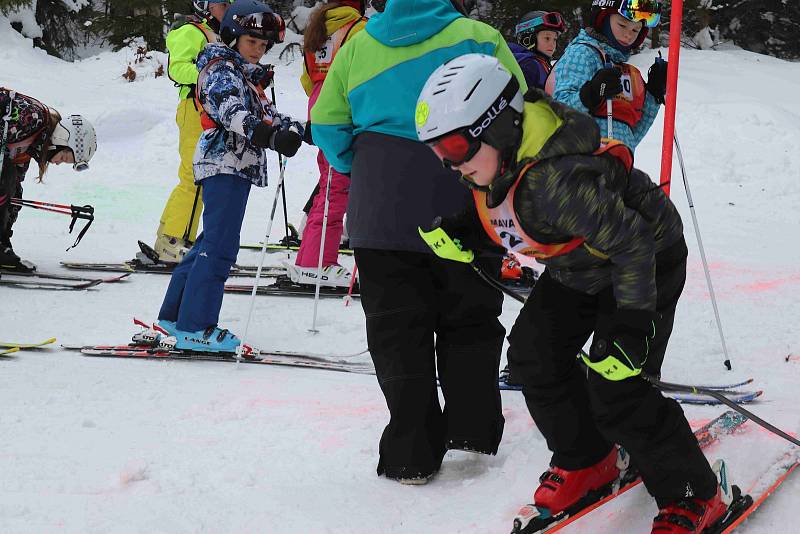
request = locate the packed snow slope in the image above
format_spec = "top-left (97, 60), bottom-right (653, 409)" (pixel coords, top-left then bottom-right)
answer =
top-left (1, 20), bottom-right (798, 533)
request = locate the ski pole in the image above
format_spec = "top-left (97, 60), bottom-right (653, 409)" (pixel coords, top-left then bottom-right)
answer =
top-left (309, 166), bottom-right (333, 333)
top-left (674, 132), bottom-right (732, 371)
top-left (236, 156), bottom-right (288, 364)
top-left (269, 82), bottom-right (292, 257)
top-left (344, 262), bottom-right (358, 307)
top-left (604, 62), bottom-right (614, 140)
top-left (10, 197), bottom-right (94, 249)
top-left (182, 186), bottom-right (201, 245)
top-left (641, 373), bottom-right (800, 448)
top-left (470, 260), bottom-right (527, 304)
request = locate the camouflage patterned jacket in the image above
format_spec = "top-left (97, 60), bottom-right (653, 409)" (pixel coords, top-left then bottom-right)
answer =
top-left (193, 44), bottom-right (301, 187)
top-left (487, 90), bottom-right (683, 311)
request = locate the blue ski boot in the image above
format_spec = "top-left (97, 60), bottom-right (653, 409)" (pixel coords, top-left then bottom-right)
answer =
top-left (173, 326), bottom-right (241, 353)
top-left (155, 319), bottom-right (177, 336)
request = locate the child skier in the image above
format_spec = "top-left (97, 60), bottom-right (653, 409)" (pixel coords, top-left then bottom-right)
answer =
top-left (508, 10), bottom-right (566, 90)
top-left (551, 0), bottom-right (667, 152)
top-left (144, 0), bottom-right (233, 265)
top-left (0, 88), bottom-right (97, 272)
top-left (416, 54), bottom-right (736, 533)
top-left (283, 0), bottom-right (367, 288)
top-left (157, 0), bottom-right (304, 352)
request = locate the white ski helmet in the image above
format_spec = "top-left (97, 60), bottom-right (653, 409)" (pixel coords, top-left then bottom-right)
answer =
top-left (49, 114), bottom-right (97, 171)
top-left (416, 53), bottom-right (524, 152)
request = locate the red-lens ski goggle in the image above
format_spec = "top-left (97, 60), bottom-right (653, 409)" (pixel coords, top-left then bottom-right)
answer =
top-left (618, 0), bottom-right (661, 27)
top-left (515, 12), bottom-right (566, 35)
top-left (427, 130), bottom-right (481, 168)
top-left (233, 12), bottom-right (286, 43)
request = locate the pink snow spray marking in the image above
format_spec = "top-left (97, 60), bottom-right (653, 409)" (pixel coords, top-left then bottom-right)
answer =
top-left (735, 272), bottom-right (800, 294)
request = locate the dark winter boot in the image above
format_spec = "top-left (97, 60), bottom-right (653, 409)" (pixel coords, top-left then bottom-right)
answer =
top-left (0, 245), bottom-right (36, 273)
top-left (651, 460), bottom-right (734, 533)
top-left (533, 447), bottom-right (623, 514)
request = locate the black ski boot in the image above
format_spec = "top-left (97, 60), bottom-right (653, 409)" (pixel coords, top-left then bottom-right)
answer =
top-left (0, 245), bottom-right (36, 273)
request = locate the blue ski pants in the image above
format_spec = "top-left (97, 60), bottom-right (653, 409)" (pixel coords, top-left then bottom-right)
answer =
top-left (159, 173), bottom-right (251, 332)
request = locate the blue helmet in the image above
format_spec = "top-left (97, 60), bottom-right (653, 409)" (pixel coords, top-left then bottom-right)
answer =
top-left (220, 0), bottom-right (285, 47)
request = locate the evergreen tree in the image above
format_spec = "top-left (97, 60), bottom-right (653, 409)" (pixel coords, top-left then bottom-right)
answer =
top-left (91, 0), bottom-right (185, 51)
top-left (0, 0), bottom-right (30, 11)
top-left (36, 0), bottom-right (96, 60)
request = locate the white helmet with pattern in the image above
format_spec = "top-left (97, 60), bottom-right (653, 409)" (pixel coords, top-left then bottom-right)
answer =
top-left (50, 114), bottom-right (97, 171)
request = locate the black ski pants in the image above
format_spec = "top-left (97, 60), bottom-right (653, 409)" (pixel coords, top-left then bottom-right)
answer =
top-left (0, 162), bottom-right (22, 246)
top-left (355, 248), bottom-right (506, 480)
top-left (507, 238), bottom-right (718, 505)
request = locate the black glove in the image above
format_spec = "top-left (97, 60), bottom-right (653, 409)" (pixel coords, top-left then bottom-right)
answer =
top-left (271, 128), bottom-right (303, 157)
top-left (579, 66), bottom-right (624, 110)
top-left (302, 121), bottom-right (314, 145)
top-left (646, 58), bottom-right (668, 105)
top-left (255, 64), bottom-right (275, 89)
top-left (438, 206), bottom-right (505, 257)
top-left (250, 122), bottom-right (275, 149)
top-left (584, 309), bottom-right (656, 381)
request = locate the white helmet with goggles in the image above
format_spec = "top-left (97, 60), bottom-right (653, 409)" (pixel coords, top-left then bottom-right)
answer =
top-left (416, 54), bottom-right (523, 168)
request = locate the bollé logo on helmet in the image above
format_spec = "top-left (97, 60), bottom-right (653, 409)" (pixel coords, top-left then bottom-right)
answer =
top-left (469, 96), bottom-right (508, 138)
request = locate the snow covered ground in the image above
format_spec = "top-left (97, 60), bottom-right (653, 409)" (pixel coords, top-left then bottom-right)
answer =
top-left (1, 20), bottom-right (798, 533)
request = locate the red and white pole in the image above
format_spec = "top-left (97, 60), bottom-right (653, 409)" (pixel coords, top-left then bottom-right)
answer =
top-left (658, 0), bottom-right (683, 197)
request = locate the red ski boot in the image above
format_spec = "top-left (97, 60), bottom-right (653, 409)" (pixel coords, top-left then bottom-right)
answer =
top-left (651, 460), bottom-right (734, 533)
top-left (533, 447), bottom-right (622, 515)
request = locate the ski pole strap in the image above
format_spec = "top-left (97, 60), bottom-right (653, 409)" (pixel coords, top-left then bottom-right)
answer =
top-left (67, 204), bottom-right (94, 250)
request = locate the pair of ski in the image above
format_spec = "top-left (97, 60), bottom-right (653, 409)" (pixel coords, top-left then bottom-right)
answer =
top-left (60, 260), bottom-right (285, 278)
top-left (240, 242), bottom-right (354, 255)
top-left (67, 346), bottom-right (374, 374)
top-left (62, 318), bottom-right (373, 374)
top-left (498, 376), bottom-right (762, 405)
top-left (0, 268), bottom-right (131, 290)
top-left (225, 275), bottom-right (359, 299)
top-left (0, 337), bottom-right (57, 355)
top-left (512, 410), bottom-right (758, 534)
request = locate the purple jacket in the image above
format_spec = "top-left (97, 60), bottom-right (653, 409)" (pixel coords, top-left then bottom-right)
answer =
top-left (508, 42), bottom-right (551, 90)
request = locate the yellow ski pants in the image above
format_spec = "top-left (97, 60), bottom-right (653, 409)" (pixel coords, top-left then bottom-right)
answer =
top-left (159, 98), bottom-right (203, 242)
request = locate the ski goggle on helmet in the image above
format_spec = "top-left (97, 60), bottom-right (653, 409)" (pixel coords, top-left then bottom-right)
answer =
top-left (416, 54), bottom-right (524, 168)
top-left (515, 12), bottom-right (566, 37)
top-left (232, 11), bottom-right (285, 43)
top-left (596, 0), bottom-right (661, 27)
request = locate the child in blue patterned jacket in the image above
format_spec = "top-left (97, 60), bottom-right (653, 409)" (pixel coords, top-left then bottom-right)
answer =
top-left (551, 0), bottom-right (667, 152)
top-left (158, 0), bottom-right (304, 353)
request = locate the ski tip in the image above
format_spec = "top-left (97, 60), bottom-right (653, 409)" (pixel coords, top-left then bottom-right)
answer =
top-left (133, 317), bottom-right (150, 328)
top-left (1, 347), bottom-right (21, 355)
